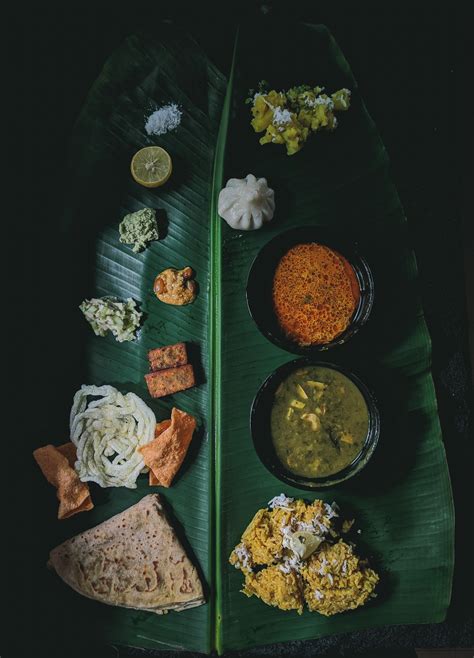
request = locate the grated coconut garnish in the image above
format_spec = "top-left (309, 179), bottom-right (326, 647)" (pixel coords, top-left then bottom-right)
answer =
top-left (268, 494), bottom-right (294, 510)
top-left (145, 103), bottom-right (182, 136)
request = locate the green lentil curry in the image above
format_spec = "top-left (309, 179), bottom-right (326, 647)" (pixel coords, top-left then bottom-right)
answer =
top-left (271, 366), bottom-right (369, 478)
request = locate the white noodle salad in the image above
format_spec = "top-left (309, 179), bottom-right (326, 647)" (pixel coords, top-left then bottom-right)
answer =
top-left (70, 384), bottom-right (156, 489)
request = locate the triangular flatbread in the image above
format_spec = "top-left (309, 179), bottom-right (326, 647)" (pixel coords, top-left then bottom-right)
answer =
top-left (48, 494), bottom-right (205, 614)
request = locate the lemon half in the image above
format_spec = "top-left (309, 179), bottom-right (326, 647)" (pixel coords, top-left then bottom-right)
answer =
top-left (131, 146), bottom-right (172, 188)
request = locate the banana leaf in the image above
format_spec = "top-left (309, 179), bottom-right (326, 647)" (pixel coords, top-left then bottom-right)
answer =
top-left (31, 20), bottom-right (454, 655)
top-left (32, 27), bottom-right (227, 655)
top-left (216, 22), bottom-right (454, 652)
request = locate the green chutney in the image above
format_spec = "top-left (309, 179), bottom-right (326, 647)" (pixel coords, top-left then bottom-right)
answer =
top-left (271, 366), bottom-right (369, 478)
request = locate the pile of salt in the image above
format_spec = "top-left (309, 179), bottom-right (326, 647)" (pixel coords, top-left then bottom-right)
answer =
top-left (145, 103), bottom-right (182, 136)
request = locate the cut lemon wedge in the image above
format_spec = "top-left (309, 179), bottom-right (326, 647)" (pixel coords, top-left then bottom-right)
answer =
top-left (130, 146), bottom-right (172, 188)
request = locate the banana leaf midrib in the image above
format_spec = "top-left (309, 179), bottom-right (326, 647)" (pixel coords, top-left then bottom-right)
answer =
top-left (209, 28), bottom-right (239, 652)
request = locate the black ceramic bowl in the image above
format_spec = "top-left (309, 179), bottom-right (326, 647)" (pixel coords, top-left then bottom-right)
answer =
top-left (246, 227), bottom-right (374, 354)
top-left (250, 358), bottom-right (380, 489)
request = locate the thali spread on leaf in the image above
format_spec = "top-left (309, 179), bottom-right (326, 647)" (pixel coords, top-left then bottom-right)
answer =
top-left (30, 21), bottom-right (453, 656)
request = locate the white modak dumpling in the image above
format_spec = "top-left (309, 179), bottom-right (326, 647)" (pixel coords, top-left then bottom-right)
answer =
top-left (218, 174), bottom-right (275, 231)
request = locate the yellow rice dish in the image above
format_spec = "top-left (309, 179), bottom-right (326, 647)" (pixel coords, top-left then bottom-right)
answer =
top-left (229, 494), bottom-right (379, 616)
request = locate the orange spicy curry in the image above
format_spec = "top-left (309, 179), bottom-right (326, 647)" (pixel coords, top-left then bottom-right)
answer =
top-left (272, 243), bottom-right (360, 346)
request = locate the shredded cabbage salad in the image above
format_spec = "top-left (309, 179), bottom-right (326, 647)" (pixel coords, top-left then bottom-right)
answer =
top-left (79, 296), bottom-right (142, 342)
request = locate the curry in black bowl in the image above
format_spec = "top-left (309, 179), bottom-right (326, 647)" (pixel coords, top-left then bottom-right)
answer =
top-left (246, 227), bottom-right (374, 354)
top-left (251, 359), bottom-right (380, 489)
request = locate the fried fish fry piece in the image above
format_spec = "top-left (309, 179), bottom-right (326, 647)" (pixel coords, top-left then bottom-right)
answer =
top-left (148, 342), bottom-right (188, 371)
top-left (144, 364), bottom-right (196, 398)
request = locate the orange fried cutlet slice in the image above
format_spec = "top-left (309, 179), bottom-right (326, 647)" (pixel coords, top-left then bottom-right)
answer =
top-left (144, 364), bottom-right (195, 398)
top-left (148, 342), bottom-right (188, 372)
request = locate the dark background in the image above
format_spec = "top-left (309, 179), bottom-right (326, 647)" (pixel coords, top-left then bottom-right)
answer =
top-left (10, 1), bottom-right (472, 657)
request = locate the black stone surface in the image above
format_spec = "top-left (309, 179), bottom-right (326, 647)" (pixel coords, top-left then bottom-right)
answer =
top-left (12, 2), bottom-right (472, 657)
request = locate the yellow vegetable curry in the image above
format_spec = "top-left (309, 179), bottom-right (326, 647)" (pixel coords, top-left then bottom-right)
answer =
top-left (271, 366), bottom-right (369, 478)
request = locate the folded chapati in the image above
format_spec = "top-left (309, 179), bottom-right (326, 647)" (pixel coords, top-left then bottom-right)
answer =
top-left (48, 494), bottom-right (205, 614)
